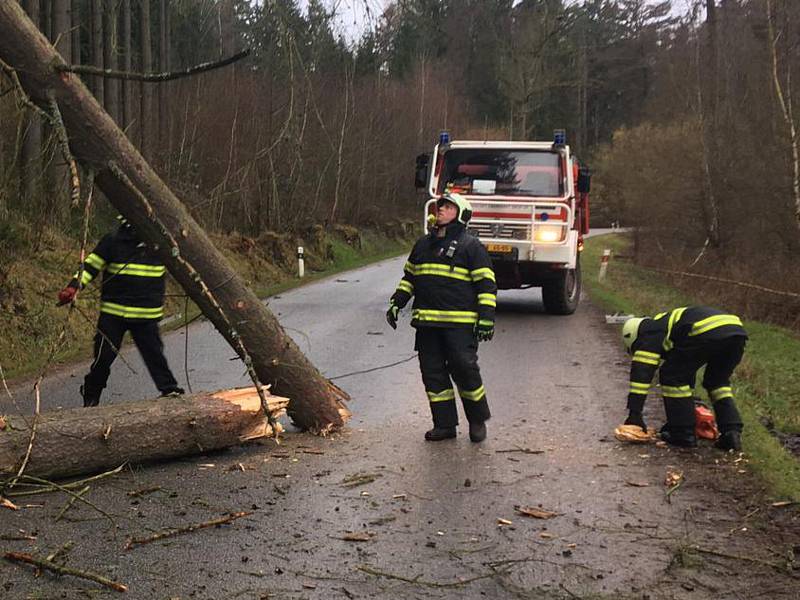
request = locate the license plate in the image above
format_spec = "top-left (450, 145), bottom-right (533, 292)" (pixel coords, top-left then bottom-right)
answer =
top-left (486, 243), bottom-right (513, 253)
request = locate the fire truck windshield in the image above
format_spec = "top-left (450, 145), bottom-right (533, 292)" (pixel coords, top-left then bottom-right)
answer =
top-left (437, 149), bottom-right (563, 197)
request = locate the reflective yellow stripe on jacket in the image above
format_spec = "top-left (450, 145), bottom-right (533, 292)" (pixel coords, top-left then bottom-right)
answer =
top-left (396, 280), bottom-right (414, 295)
top-left (632, 350), bottom-right (661, 366)
top-left (412, 309), bottom-right (478, 324)
top-left (689, 314), bottom-right (743, 336)
top-left (407, 262), bottom-right (472, 282)
top-left (477, 293), bottom-right (496, 307)
top-left (85, 253), bottom-right (106, 270)
top-left (106, 263), bottom-right (166, 278)
top-left (663, 307), bottom-right (687, 351)
top-left (470, 267), bottom-right (495, 282)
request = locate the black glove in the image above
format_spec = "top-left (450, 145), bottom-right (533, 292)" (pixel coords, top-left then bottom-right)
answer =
top-left (386, 302), bottom-right (399, 330)
top-left (624, 412), bottom-right (647, 431)
top-left (475, 320), bottom-right (494, 342)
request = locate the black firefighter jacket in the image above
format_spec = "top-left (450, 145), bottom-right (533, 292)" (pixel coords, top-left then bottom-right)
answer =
top-left (69, 226), bottom-right (166, 320)
top-left (628, 306), bottom-right (748, 405)
top-left (391, 222), bottom-right (497, 329)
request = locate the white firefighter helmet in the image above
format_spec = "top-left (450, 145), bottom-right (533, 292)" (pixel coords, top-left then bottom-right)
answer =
top-left (622, 317), bottom-right (646, 353)
top-left (439, 192), bottom-right (473, 225)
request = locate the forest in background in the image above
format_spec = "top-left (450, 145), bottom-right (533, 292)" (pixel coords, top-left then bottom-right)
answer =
top-left (0, 0), bottom-right (799, 324)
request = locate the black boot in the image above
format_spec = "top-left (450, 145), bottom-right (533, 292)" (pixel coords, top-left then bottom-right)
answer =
top-left (160, 387), bottom-right (185, 398)
top-left (712, 397), bottom-right (743, 451)
top-left (661, 398), bottom-right (697, 447)
top-left (80, 384), bottom-right (101, 408)
top-left (660, 425), bottom-right (698, 447)
top-left (469, 421), bottom-right (487, 443)
top-left (424, 427), bottom-right (457, 441)
top-left (715, 430), bottom-right (742, 451)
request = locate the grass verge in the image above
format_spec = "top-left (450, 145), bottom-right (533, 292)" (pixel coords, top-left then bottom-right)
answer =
top-left (584, 233), bottom-right (800, 500)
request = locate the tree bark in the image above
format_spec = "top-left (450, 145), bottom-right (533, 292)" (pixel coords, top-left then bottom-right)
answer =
top-left (0, 1), bottom-right (351, 433)
top-left (0, 388), bottom-right (287, 480)
top-left (53, 0), bottom-right (71, 63)
top-left (121, 0), bottom-right (132, 130)
top-left (139, 0), bottom-right (152, 155)
top-left (91, 0), bottom-right (104, 105)
top-left (104, 0), bottom-right (120, 123)
top-left (50, 0), bottom-right (74, 215)
top-left (20, 0), bottom-right (42, 204)
top-left (70, 0), bottom-right (81, 66)
top-left (157, 0), bottom-right (169, 147)
top-left (219, 0), bottom-right (234, 57)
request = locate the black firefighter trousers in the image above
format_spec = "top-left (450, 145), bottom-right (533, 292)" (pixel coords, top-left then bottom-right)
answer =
top-left (83, 312), bottom-right (179, 406)
top-left (415, 327), bottom-right (491, 429)
top-left (659, 336), bottom-right (746, 438)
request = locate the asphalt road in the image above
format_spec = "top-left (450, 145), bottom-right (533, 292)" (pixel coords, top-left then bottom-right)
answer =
top-left (2, 234), bottom-right (798, 599)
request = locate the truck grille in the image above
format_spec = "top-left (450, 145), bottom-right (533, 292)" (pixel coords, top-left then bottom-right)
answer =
top-left (469, 222), bottom-right (531, 240)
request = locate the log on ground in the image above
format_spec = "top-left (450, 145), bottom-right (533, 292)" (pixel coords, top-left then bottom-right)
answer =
top-left (0, 387), bottom-right (287, 480)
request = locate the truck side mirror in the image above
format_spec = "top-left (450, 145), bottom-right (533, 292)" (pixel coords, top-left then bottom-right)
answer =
top-left (577, 167), bottom-right (591, 194)
top-left (415, 153), bottom-right (430, 189)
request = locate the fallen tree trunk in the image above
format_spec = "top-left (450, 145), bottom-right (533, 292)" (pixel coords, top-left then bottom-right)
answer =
top-left (0, 3), bottom-right (350, 433)
top-left (0, 388), bottom-right (287, 480)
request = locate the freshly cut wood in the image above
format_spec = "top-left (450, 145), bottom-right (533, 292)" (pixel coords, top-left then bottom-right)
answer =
top-left (0, 387), bottom-right (287, 480)
top-left (0, 3), bottom-right (350, 433)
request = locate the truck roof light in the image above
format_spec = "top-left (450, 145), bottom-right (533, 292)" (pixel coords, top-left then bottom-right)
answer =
top-left (439, 130), bottom-right (450, 146)
top-left (553, 129), bottom-right (566, 147)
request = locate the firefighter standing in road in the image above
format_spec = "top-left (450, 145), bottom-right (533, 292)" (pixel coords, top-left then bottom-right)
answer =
top-left (622, 306), bottom-right (747, 450)
top-left (386, 192), bottom-right (496, 442)
top-left (58, 217), bottom-right (184, 407)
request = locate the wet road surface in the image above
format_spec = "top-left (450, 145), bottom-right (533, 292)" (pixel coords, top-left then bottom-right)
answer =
top-left (2, 251), bottom-right (798, 599)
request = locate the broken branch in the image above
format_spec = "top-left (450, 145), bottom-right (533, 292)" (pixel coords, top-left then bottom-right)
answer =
top-left (4, 551), bottom-right (127, 592)
top-left (56, 49), bottom-right (251, 82)
top-left (55, 485), bottom-right (90, 521)
top-left (124, 511), bottom-right (251, 550)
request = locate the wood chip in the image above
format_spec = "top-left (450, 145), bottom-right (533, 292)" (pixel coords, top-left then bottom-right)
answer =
top-left (341, 532), bottom-right (373, 542)
top-left (771, 501), bottom-right (795, 508)
top-left (614, 425), bottom-right (657, 444)
top-left (514, 506), bottom-right (559, 519)
top-left (0, 416), bottom-right (6, 430)
top-left (1, 497), bottom-right (20, 511)
top-left (341, 473), bottom-right (381, 488)
top-left (497, 518), bottom-right (513, 526)
top-left (664, 469), bottom-right (684, 487)
top-left (625, 481), bottom-right (651, 488)
top-left (539, 532), bottom-right (555, 539)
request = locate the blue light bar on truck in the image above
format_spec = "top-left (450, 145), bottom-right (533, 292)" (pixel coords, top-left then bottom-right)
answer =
top-left (439, 130), bottom-right (450, 145)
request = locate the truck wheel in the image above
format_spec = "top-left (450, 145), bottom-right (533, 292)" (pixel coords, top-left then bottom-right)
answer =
top-left (542, 258), bottom-right (581, 315)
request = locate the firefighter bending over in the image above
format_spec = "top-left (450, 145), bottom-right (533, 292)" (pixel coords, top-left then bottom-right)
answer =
top-left (58, 216), bottom-right (184, 407)
top-left (622, 306), bottom-right (747, 450)
top-left (386, 192), bottom-right (496, 443)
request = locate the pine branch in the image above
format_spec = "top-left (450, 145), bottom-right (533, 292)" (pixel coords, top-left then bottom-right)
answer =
top-left (56, 49), bottom-right (250, 82)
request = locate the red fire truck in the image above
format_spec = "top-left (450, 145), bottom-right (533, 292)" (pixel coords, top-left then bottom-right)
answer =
top-left (415, 130), bottom-right (591, 314)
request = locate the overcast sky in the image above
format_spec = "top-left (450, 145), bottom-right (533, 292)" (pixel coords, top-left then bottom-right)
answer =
top-left (297, 0), bottom-right (694, 44)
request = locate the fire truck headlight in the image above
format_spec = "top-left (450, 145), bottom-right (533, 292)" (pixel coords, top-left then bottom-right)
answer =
top-left (534, 225), bottom-right (564, 243)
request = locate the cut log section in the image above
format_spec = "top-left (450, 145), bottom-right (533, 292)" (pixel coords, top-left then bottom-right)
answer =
top-left (0, 387), bottom-right (287, 480)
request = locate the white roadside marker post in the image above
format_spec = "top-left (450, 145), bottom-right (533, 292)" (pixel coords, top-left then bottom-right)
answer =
top-left (598, 248), bottom-right (611, 281)
top-left (297, 246), bottom-right (305, 278)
